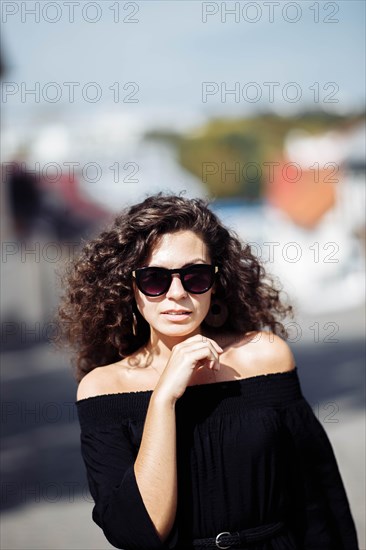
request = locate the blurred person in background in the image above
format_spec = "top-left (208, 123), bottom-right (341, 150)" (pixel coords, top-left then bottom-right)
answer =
top-left (2, 155), bottom-right (111, 244)
top-left (57, 192), bottom-right (358, 550)
top-left (4, 161), bottom-right (43, 241)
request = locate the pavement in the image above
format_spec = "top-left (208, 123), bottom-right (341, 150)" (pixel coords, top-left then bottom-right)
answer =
top-left (1, 305), bottom-right (365, 550)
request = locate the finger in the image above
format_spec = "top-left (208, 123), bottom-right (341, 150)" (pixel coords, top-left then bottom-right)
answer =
top-left (201, 358), bottom-right (220, 372)
top-left (185, 342), bottom-right (220, 362)
top-left (201, 336), bottom-right (224, 354)
top-left (213, 342), bottom-right (224, 354)
top-left (190, 347), bottom-right (221, 370)
top-left (186, 334), bottom-right (223, 353)
top-left (183, 339), bottom-right (220, 353)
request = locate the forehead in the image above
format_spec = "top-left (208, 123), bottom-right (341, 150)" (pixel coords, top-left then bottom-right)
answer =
top-left (147, 231), bottom-right (210, 267)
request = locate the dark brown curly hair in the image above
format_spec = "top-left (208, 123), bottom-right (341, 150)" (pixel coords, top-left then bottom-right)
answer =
top-left (55, 192), bottom-right (293, 382)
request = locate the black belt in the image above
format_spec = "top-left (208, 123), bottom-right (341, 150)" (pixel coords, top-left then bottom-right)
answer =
top-left (191, 520), bottom-right (285, 548)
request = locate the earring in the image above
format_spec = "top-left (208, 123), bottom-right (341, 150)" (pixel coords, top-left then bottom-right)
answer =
top-left (132, 312), bottom-right (137, 336)
top-left (204, 296), bottom-right (228, 328)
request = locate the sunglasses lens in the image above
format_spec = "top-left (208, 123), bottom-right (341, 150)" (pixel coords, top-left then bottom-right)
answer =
top-left (138, 269), bottom-right (169, 296)
top-left (183, 266), bottom-right (214, 293)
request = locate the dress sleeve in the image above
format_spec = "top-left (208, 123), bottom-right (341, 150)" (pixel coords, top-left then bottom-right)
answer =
top-left (280, 397), bottom-right (359, 550)
top-left (79, 422), bottom-right (175, 550)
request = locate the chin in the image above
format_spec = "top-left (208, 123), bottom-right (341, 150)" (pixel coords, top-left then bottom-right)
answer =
top-left (156, 322), bottom-right (201, 337)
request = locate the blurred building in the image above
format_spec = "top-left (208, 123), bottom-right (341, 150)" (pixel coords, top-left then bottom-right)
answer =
top-left (262, 121), bottom-right (366, 314)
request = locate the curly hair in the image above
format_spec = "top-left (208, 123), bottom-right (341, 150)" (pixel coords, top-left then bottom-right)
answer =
top-left (55, 192), bottom-right (293, 382)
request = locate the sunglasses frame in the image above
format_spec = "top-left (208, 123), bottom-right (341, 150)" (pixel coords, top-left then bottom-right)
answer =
top-left (132, 264), bottom-right (219, 297)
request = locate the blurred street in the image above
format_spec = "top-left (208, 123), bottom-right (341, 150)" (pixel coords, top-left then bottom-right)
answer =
top-left (1, 3), bottom-right (365, 548)
top-left (1, 305), bottom-right (365, 550)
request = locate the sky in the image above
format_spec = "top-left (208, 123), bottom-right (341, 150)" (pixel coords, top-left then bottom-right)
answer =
top-left (1, 0), bottom-right (365, 131)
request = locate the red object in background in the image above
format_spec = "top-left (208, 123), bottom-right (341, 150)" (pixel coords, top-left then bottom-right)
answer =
top-left (265, 160), bottom-right (338, 228)
top-left (39, 171), bottom-right (110, 222)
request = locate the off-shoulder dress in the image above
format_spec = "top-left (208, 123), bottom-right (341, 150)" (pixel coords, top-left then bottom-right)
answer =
top-left (75, 367), bottom-right (359, 550)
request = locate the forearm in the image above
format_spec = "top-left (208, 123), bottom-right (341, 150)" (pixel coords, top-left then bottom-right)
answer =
top-left (134, 392), bottom-right (177, 541)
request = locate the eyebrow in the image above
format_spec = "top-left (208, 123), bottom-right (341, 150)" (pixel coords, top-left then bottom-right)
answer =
top-left (147, 258), bottom-right (207, 268)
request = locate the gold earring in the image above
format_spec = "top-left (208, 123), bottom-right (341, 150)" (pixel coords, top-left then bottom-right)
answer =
top-left (132, 312), bottom-right (137, 336)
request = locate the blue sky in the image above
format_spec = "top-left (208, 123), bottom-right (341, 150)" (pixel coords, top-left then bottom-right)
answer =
top-left (1, 0), bottom-right (365, 126)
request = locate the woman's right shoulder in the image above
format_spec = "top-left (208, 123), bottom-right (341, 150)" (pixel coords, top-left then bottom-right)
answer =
top-left (76, 353), bottom-right (156, 400)
top-left (76, 363), bottom-right (127, 401)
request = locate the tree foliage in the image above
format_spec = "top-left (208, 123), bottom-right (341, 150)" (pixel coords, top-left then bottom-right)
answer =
top-left (144, 111), bottom-right (365, 199)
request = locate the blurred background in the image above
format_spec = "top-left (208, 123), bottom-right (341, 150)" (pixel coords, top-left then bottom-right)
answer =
top-left (1, 1), bottom-right (365, 548)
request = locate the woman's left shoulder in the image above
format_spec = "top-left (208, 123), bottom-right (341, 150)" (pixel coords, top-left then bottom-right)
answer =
top-left (229, 330), bottom-right (296, 376)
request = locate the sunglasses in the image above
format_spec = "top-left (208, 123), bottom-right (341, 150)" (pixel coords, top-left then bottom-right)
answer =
top-left (132, 264), bottom-right (218, 297)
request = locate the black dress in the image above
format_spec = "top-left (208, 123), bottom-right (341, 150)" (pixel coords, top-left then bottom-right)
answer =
top-left (75, 367), bottom-right (359, 550)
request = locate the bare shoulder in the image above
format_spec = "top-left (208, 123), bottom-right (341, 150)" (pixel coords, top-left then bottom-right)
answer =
top-left (76, 355), bottom-right (156, 401)
top-left (252, 331), bottom-right (295, 372)
top-left (76, 364), bottom-right (121, 401)
top-left (227, 330), bottom-right (295, 377)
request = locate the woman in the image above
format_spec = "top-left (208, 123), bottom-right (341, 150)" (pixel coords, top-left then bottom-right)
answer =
top-left (58, 192), bottom-right (358, 550)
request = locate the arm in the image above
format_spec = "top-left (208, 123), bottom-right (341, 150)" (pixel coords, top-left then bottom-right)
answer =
top-left (132, 334), bottom-right (222, 540)
top-left (78, 419), bottom-right (167, 550)
top-left (133, 393), bottom-right (177, 541)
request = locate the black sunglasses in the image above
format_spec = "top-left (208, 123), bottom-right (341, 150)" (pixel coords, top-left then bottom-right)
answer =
top-left (132, 264), bottom-right (218, 297)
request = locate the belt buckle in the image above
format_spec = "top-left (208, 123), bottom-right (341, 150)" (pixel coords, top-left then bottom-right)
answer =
top-left (215, 531), bottom-right (232, 549)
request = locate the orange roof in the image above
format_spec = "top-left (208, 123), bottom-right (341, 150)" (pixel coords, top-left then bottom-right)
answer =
top-left (265, 161), bottom-right (338, 228)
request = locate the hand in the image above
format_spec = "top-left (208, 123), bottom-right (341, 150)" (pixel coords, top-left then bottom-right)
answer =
top-left (153, 334), bottom-right (223, 404)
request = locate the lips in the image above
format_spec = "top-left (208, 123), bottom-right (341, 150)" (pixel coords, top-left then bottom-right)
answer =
top-left (162, 310), bottom-right (191, 315)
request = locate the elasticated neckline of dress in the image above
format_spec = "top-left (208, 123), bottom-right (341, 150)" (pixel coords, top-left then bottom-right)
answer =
top-left (75, 367), bottom-right (303, 428)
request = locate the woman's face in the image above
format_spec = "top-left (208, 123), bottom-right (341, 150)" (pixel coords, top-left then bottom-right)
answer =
top-left (133, 230), bottom-right (215, 341)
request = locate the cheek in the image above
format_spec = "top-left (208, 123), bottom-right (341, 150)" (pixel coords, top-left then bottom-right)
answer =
top-left (135, 294), bottom-right (147, 316)
top-left (194, 292), bottom-right (213, 314)
top-left (134, 291), bottom-right (159, 321)
top-left (133, 286), bottom-right (146, 315)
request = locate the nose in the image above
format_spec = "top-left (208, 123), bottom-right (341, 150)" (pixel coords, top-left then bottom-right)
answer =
top-left (165, 273), bottom-right (188, 299)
